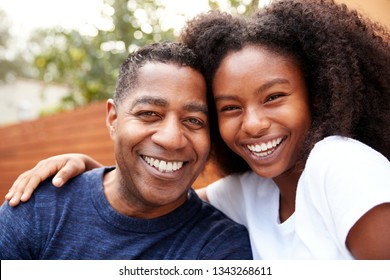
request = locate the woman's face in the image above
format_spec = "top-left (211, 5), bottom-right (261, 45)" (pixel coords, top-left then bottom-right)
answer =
top-left (212, 45), bottom-right (311, 180)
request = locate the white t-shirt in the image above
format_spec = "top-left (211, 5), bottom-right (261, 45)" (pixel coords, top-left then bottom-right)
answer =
top-left (207, 136), bottom-right (390, 259)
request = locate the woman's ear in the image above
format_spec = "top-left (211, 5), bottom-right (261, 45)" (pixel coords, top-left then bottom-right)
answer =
top-left (106, 99), bottom-right (118, 139)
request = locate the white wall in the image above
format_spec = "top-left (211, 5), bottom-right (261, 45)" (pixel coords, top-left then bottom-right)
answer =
top-left (0, 78), bottom-right (68, 126)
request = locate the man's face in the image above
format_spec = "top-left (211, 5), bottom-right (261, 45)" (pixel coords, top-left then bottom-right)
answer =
top-left (107, 62), bottom-right (210, 218)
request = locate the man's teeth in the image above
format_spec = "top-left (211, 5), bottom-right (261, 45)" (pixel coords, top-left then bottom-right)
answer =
top-left (247, 137), bottom-right (283, 156)
top-left (143, 156), bottom-right (184, 172)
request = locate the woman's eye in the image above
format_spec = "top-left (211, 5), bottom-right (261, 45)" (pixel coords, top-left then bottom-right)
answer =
top-left (265, 93), bottom-right (284, 103)
top-left (220, 105), bottom-right (240, 112)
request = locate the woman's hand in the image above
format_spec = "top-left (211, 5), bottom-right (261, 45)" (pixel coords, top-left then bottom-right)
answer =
top-left (5, 153), bottom-right (103, 206)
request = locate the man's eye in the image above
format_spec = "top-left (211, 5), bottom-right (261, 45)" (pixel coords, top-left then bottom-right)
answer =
top-left (184, 118), bottom-right (205, 129)
top-left (138, 111), bottom-right (157, 117)
top-left (136, 111), bottom-right (161, 121)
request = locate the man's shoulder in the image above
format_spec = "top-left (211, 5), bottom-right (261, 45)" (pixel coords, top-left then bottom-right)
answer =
top-left (16, 167), bottom-right (107, 210)
top-left (68, 166), bottom-right (109, 185)
top-left (182, 190), bottom-right (252, 259)
top-left (38, 167), bottom-right (107, 193)
top-left (191, 190), bottom-right (248, 232)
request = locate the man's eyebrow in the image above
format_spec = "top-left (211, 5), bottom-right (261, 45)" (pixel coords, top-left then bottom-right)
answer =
top-left (132, 96), bottom-right (168, 108)
top-left (131, 96), bottom-right (208, 115)
top-left (184, 102), bottom-right (208, 115)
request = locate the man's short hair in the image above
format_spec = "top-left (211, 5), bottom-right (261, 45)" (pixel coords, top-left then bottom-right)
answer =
top-left (114, 41), bottom-right (202, 104)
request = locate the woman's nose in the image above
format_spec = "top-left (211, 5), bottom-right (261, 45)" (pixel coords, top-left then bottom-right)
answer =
top-left (242, 108), bottom-right (271, 137)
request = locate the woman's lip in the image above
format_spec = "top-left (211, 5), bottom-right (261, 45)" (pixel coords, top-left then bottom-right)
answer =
top-left (246, 136), bottom-right (285, 153)
top-left (244, 136), bottom-right (286, 161)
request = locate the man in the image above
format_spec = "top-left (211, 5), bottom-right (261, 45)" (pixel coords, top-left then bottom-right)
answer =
top-left (0, 42), bottom-right (252, 260)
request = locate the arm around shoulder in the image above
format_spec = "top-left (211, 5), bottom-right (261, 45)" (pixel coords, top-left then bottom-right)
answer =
top-left (5, 153), bottom-right (103, 206)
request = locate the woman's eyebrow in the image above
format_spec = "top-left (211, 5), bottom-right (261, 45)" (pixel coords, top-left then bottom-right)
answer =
top-left (256, 78), bottom-right (290, 94)
top-left (214, 95), bottom-right (240, 102)
top-left (214, 78), bottom-right (291, 102)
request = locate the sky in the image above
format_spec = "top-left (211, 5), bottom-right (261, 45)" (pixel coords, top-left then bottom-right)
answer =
top-left (0, 0), bottom-right (271, 55)
top-left (0, 0), bottom-right (211, 37)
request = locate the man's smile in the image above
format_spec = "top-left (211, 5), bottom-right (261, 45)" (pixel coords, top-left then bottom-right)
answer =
top-left (142, 155), bottom-right (185, 173)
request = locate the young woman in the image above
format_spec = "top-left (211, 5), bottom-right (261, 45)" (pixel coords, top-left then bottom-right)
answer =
top-left (6, 0), bottom-right (390, 259)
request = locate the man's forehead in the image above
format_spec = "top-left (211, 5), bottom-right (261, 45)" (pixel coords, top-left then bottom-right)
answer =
top-left (140, 62), bottom-right (185, 74)
top-left (138, 62), bottom-right (203, 80)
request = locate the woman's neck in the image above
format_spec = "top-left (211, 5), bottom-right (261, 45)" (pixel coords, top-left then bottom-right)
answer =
top-left (273, 162), bottom-right (304, 222)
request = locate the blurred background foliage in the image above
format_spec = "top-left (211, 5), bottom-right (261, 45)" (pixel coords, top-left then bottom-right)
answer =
top-left (0, 0), bottom-right (260, 111)
top-left (0, 9), bottom-right (28, 82)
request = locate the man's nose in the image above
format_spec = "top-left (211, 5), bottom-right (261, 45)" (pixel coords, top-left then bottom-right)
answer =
top-left (151, 117), bottom-right (189, 150)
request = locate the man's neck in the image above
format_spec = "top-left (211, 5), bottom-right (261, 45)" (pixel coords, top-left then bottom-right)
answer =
top-left (102, 168), bottom-right (187, 219)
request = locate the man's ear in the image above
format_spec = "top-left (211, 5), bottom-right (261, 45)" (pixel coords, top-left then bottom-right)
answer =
top-left (106, 99), bottom-right (118, 139)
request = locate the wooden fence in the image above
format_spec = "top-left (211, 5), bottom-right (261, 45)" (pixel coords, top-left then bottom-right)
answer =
top-left (0, 102), bottom-right (221, 203)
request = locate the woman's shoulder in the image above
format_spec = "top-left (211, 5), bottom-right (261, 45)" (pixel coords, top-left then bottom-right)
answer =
top-left (304, 136), bottom-right (390, 182)
top-left (310, 136), bottom-right (389, 165)
top-left (207, 171), bottom-right (277, 202)
top-left (314, 135), bottom-right (372, 150)
top-left (209, 171), bottom-right (273, 188)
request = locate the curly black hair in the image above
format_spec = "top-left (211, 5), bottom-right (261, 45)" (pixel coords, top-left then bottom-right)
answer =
top-left (180, 0), bottom-right (390, 176)
top-left (114, 41), bottom-right (202, 105)
top-left (180, 11), bottom-right (249, 173)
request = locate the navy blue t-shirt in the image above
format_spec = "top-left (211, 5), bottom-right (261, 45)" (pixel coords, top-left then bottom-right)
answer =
top-left (0, 167), bottom-right (252, 259)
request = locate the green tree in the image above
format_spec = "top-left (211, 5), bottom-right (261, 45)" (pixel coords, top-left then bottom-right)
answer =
top-left (28, 0), bottom-right (259, 110)
top-left (29, 0), bottom-right (176, 109)
top-left (209, 0), bottom-right (260, 15)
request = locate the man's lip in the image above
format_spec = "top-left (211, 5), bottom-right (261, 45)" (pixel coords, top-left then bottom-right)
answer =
top-left (141, 155), bottom-right (187, 173)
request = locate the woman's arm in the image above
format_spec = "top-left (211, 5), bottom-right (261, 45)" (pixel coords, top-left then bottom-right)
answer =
top-left (347, 203), bottom-right (390, 259)
top-left (306, 137), bottom-right (390, 259)
top-left (6, 154), bottom-right (211, 206)
top-left (5, 153), bottom-right (102, 206)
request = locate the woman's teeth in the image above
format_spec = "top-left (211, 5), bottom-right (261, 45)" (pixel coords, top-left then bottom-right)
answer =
top-left (247, 137), bottom-right (283, 157)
